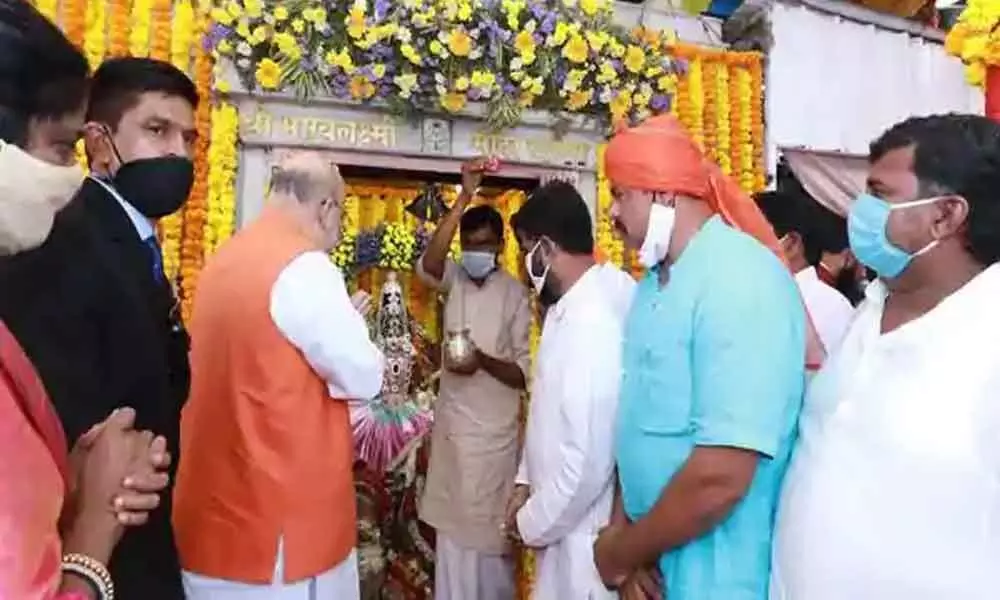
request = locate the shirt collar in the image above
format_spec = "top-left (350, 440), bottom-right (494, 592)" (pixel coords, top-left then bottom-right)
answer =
top-left (89, 175), bottom-right (155, 241)
top-left (795, 266), bottom-right (820, 285)
top-left (549, 264), bottom-right (600, 322)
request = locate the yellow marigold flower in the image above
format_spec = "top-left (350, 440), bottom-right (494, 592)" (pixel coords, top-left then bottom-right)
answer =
top-left (346, 6), bottom-right (366, 39)
top-left (210, 7), bottom-right (234, 26)
top-left (217, 39), bottom-right (233, 54)
top-left (372, 63), bottom-right (387, 79)
top-left (401, 43), bottom-right (423, 65)
top-left (515, 30), bottom-right (536, 55)
top-left (585, 31), bottom-right (608, 53)
top-left (518, 91), bottom-right (535, 107)
top-left (255, 58), bottom-right (282, 90)
top-left (244, 0), bottom-right (263, 18)
top-left (610, 91), bottom-right (632, 121)
top-left (624, 45), bottom-right (646, 74)
top-left (471, 70), bottom-right (496, 89)
top-left (273, 5), bottom-right (288, 21)
top-left (349, 75), bottom-right (376, 100)
top-left (563, 34), bottom-right (589, 64)
top-left (430, 40), bottom-right (446, 57)
top-left (455, 76), bottom-right (470, 91)
top-left (656, 74), bottom-right (677, 92)
top-left (565, 89), bottom-right (592, 111)
top-left (440, 92), bottom-right (467, 113)
top-left (291, 19), bottom-right (306, 34)
top-left (447, 29), bottom-right (473, 57)
top-left (251, 26), bottom-right (269, 45)
top-left (580, 0), bottom-right (599, 16)
top-left (966, 62), bottom-right (986, 86)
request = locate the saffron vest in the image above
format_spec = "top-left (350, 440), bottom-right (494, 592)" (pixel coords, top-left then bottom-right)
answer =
top-left (172, 207), bottom-right (356, 583)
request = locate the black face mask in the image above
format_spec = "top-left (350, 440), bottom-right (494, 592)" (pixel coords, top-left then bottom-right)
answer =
top-left (112, 156), bottom-right (194, 219)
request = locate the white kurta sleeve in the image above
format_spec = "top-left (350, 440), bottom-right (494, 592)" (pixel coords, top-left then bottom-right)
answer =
top-left (270, 251), bottom-right (385, 400)
top-left (516, 314), bottom-right (621, 547)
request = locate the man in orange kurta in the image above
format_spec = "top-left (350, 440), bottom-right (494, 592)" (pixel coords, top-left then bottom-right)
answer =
top-left (173, 151), bottom-right (385, 599)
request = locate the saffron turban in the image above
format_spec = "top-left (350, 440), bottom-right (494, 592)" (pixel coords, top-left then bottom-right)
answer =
top-left (604, 114), bottom-right (826, 369)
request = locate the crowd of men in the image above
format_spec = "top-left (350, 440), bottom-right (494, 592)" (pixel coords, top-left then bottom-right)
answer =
top-left (2, 1), bottom-right (1000, 599)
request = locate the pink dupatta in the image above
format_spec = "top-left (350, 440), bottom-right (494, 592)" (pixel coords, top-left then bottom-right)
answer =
top-left (0, 321), bottom-right (83, 600)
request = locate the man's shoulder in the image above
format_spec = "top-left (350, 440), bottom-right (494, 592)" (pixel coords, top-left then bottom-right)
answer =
top-left (490, 269), bottom-right (530, 299)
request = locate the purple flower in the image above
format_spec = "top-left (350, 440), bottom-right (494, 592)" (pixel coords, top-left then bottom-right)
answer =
top-left (650, 94), bottom-right (671, 112)
top-left (468, 88), bottom-right (483, 101)
top-left (529, 4), bottom-right (545, 19)
top-left (205, 24), bottom-right (231, 51)
top-left (356, 230), bottom-right (381, 268)
top-left (540, 14), bottom-right (556, 34)
top-left (374, 0), bottom-right (391, 21)
top-left (502, 82), bottom-right (517, 95)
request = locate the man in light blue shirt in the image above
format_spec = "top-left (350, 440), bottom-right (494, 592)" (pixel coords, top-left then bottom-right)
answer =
top-left (593, 114), bottom-right (807, 600)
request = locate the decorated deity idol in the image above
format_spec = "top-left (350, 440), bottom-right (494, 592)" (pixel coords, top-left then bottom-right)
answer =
top-left (353, 271), bottom-right (437, 599)
top-left (351, 271), bottom-right (434, 473)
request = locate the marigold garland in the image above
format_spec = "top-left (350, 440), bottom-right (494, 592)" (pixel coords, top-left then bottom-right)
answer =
top-left (177, 6), bottom-right (214, 322)
top-left (35, 0), bottom-right (58, 23)
top-left (62, 0), bottom-right (86, 48)
top-left (203, 102), bottom-right (239, 255)
top-left (106, 0), bottom-right (130, 58)
top-left (945, 0), bottom-right (1000, 87)
top-left (128, 0), bottom-right (153, 57)
top-left (149, 0), bottom-right (173, 61)
top-left (83, 0), bottom-right (106, 68)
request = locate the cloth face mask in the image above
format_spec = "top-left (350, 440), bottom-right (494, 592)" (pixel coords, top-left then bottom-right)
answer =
top-left (0, 140), bottom-right (84, 256)
top-left (461, 251), bottom-right (496, 280)
top-left (848, 193), bottom-right (941, 279)
top-left (638, 202), bottom-right (676, 268)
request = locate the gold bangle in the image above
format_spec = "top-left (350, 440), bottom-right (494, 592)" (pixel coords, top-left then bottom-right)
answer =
top-left (62, 553), bottom-right (115, 600)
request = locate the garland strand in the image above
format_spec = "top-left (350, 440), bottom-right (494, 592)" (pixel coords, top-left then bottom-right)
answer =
top-left (128, 0), bottom-right (153, 57)
top-left (178, 5), bottom-right (214, 322)
top-left (106, 0), bottom-right (130, 58)
top-left (83, 0), bottom-right (105, 68)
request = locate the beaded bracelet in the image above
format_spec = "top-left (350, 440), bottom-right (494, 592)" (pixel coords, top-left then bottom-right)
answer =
top-left (62, 553), bottom-right (115, 600)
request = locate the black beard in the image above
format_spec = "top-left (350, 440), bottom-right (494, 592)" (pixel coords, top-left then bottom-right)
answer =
top-left (834, 269), bottom-right (865, 306)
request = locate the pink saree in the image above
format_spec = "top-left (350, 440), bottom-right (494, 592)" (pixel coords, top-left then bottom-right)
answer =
top-left (0, 321), bottom-right (81, 600)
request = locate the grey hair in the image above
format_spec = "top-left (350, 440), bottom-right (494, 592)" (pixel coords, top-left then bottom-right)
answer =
top-left (269, 166), bottom-right (324, 203)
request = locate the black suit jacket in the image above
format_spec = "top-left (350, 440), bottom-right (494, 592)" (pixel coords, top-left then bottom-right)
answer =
top-left (0, 179), bottom-right (189, 600)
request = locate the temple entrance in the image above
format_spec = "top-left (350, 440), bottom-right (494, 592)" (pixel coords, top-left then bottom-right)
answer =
top-left (338, 168), bottom-right (537, 600)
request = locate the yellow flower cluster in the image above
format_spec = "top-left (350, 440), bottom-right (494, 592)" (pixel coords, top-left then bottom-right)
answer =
top-left (209, 0), bottom-right (683, 130)
top-left (203, 102), bottom-right (239, 255)
top-left (594, 144), bottom-right (624, 269)
top-left (945, 0), bottom-right (1000, 86)
top-left (380, 222), bottom-right (418, 271)
top-left (129, 0), bottom-right (153, 57)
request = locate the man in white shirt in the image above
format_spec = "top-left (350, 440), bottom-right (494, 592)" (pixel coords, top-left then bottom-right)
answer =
top-left (756, 190), bottom-right (854, 353)
top-left (174, 151), bottom-right (384, 600)
top-left (504, 181), bottom-right (625, 600)
top-left (771, 114), bottom-right (1000, 600)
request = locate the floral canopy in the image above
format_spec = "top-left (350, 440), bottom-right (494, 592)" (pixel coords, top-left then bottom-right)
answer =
top-left (207, 0), bottom-right (686, 131)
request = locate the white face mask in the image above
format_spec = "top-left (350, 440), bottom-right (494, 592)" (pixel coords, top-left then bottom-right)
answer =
top-left (0, 140), bottom-right (85, 256)
top-left (638, 202), bottom-right (676, 268)
top-left (524, 239), bottom-right (550, 294)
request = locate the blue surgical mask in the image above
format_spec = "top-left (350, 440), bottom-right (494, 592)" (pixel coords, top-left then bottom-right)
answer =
top-left (461, 250), bottom-right (496, 279)
top-left (848, 193), bottom-right (941, 279)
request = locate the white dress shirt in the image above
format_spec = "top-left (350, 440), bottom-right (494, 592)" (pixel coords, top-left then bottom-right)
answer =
top-left (515, 266), bottom-right (621, 600)
top-left (794, 266), bottom-right (854, 353)
top-left (771, 264), bottom-right (1000, 600)
top-left (90, 176), bottom-right (154, 240)
top-left (596, 262), bottom-right (637, 322)
top-left (269, 251), bottom-right (384, 400)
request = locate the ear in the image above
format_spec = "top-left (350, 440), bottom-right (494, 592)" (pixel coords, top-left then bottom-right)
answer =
top-left (934, 194), bottom-right (969, 240)
top-left (82, 122), bottom-right (113, 176)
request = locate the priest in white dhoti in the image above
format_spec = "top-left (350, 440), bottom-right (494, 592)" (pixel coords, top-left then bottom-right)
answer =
top-left (771, 115), bottom-right (1000, 600)
top-left (505, 181), bottom-right (626, 599)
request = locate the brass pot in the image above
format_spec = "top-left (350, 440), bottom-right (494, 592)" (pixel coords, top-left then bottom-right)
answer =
top-left (445, 329), bottom-right (475, 365)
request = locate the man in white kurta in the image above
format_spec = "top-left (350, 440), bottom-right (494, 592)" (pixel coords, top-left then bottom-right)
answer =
top-left (507, 181), bottom-right (627, 599)
top-left (770, 114), bottom-right (1000, 600)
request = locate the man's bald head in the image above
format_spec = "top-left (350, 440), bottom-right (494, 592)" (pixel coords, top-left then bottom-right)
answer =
top-left (269, 151), bottom-right (343, 205)
top-left (267, 150), bottom-right (345, 250)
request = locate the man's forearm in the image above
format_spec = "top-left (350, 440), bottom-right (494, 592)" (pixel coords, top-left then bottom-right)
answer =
top-left (614, 454), bottom-right (754, 571)
top-left (421, 191), bottom-right (472, 279)
top-left (477, 351), bottom-right (526, 390)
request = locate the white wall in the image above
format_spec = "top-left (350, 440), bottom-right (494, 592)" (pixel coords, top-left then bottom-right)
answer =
top-left (767, 0), bottom-right (983, 175)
